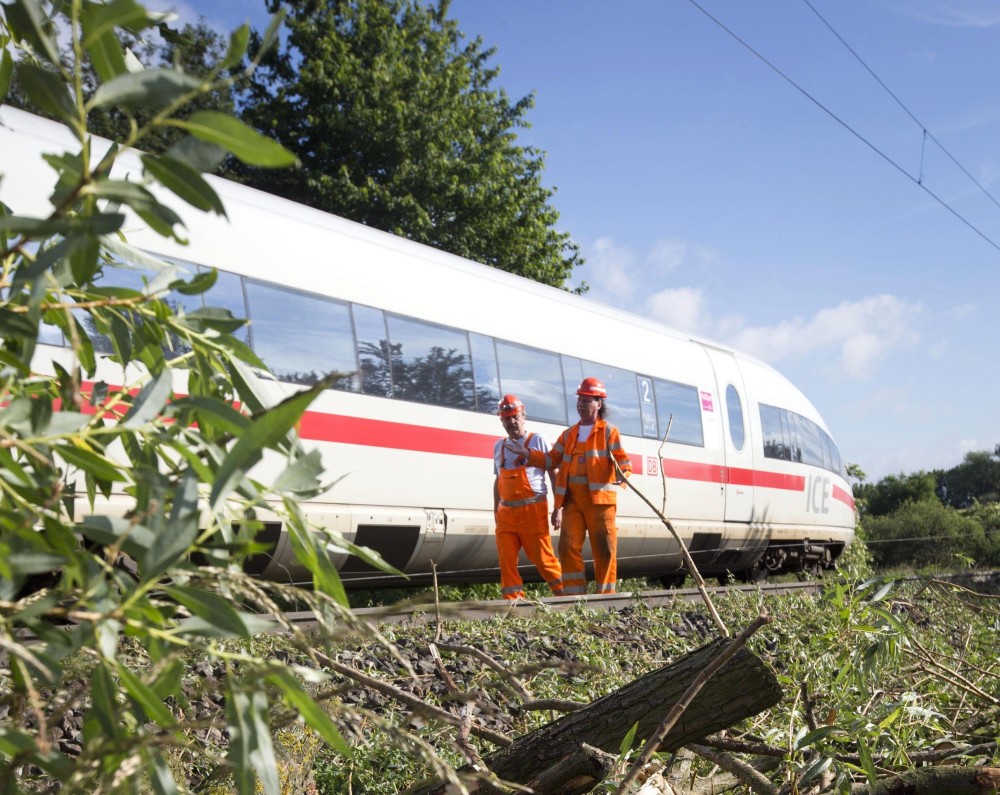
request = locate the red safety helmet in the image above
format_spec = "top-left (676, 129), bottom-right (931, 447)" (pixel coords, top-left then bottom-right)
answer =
top-left (497, 394), bottom-right (525, 417)
top-left (576, 377), bottom-right (607, 398)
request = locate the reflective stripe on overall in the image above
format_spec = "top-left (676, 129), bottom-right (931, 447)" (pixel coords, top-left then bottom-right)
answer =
top-left (496, 434), bottom-right (563, 599)
top-left (558, 427), bottom-right (619, 595)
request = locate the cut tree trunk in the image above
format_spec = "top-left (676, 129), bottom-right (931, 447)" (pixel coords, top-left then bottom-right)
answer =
top-left (849, 765), bottom-right (1000, 794)
top-left (484, 636), bottom-right (782, 785)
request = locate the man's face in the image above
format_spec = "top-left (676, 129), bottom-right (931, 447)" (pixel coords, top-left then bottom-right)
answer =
top-left (500, 409), bottom-right (527, 439)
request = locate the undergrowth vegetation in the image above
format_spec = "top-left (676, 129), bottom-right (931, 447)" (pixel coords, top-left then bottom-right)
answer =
top-left (194, 566), bottom-right (998, 793)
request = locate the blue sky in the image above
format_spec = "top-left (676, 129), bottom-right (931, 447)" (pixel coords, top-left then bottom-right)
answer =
top-left (151, 0), bottom-right (1000, 483)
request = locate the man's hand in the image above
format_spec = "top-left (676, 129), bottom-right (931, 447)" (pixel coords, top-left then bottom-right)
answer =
top-left (551, 507), bottom-right (563, 530)
top-left (505, 437), bottom-right (530, 458)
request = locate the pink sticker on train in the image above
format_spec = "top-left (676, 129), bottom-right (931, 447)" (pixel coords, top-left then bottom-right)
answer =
top-left (700, 391), bottom-right (714, 411)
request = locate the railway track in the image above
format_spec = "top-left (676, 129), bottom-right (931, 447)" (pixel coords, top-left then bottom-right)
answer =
top-left (281, 579), bottom-right (824, 630)
top-left (276, 569), bottom-right (1000, 630)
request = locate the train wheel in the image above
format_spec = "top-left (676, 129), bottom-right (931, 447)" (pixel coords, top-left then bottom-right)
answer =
top-left (657, 572), bottom-right (687, 589)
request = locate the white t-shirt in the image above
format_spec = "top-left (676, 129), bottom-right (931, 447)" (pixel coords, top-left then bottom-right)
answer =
top-left (493, 432), bottom-right (550, 495)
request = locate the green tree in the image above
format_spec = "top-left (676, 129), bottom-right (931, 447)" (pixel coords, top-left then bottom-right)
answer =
top-left (238, 0), bottom-right (583, 289)
top-left (5, 14), bottom-right (238, 169)
top-left (934, 447), bottom-right (1000, 509)
top-left (865, 500), bottom-right (984, 569)
top-left (862, 471), bottom-right (939, 518)
top-left (0, 3), bottom-right (449, 792)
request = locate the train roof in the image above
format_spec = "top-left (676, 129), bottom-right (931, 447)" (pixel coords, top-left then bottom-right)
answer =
top-left (0, 104), bottom-right (822, 426)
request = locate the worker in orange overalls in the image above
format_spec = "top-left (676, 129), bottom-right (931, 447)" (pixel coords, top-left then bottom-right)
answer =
top-left (493, 394), bottom-right (564, 599)
top-left (507, 378), bottom-right (631, 595)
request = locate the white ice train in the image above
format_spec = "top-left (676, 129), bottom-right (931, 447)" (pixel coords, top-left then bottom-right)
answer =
top-left (0, 105), bottom-right (855, 589)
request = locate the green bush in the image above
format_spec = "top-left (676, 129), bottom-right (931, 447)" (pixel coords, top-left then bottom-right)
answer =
top-left (865, 499), bottom-right (985, 569)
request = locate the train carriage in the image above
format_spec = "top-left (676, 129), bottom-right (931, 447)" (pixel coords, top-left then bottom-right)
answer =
top-left (0, 105), bottom-right (855, 589)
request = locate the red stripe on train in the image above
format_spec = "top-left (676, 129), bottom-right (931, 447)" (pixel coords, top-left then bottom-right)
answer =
top-left (295, 409), bottom-right (851, 501)
top-left (832, 484), bottom-right (856, 511)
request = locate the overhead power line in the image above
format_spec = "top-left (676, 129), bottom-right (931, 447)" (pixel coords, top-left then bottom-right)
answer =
top-left (683, 0), bottom-right (1000, 254)
top-left (801, 0), bottom-right (1000, 212)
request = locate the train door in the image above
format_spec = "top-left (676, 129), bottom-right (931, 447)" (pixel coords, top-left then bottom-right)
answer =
top-left (704, 348), bottom-right (754, 523)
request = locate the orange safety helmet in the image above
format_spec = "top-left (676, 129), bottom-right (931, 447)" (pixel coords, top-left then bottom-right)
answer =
top-left (497, 394), bottom-right (525, 417)
top-left (576, 377), bottom-right (607, 398)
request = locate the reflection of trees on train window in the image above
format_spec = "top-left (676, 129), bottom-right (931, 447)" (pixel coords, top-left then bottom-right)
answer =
top-left (387, 316), bottom-right (474, 409)
top-left (357, 339), bottom-right (398, 397)
top-left (245, 280), bottom-right (357, 389)
top-left (354, 305), bottom-right (392, 397)
top-left (653, 379), bottom-right (704, 447)
top-left (470, 332), bottom-right (501, 414)
top-left (83, 263), bottom-right (194, 359)
top-left (194, 267), bottom-right (250, 346)
top-left (395, 346), bottom-right (474, 408)
top-left (496, 342), bottom-right (565, 425)
top-left (583, 361), bottom-right (642, 437)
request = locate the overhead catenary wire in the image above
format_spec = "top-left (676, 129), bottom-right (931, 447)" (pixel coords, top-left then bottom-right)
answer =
top-left (683, 0), bottom-right (1000, 255)
top-left (801, 0), bottom-right (1000, 211)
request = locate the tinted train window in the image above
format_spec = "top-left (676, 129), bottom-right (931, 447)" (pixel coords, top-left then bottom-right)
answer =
top-left (637, 376), bottom-right (658, 438)
top-left (760, 403), bottom-right (844, 476)
top-left (725, 384), bottom-right (745, 451)
top-left (496, 342), bottom-right (566, 425)
top-left (560, 355), bottom-right (585, 426)
top-left (245, 280), bottom-right (357, 389)
top-left (760, 404), bottom-right (791, 460)
top-left (469, 333), bottom-right (501, 414)
top-left (353, 304), bottom-right (392, 397)
top-left (795, 413), bottom-right (824, 467)
top-left (196, 267), bottom-right (250, 346)
top-left (387, 315), bottom-right (474, 409)
top-left (653, 379), bottom-right (704, 447)
top-left (86, 262), bottom-right (194, 358)
top-left (582, 361), bottom-right (642, 437)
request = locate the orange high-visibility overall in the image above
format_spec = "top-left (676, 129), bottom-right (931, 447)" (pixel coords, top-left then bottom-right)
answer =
top-left (495, 435), bottom-right (563, 599)
top-left (561, 446), bottom-right (618, 595)
top-left (527, 420), bottom-right (630, 596)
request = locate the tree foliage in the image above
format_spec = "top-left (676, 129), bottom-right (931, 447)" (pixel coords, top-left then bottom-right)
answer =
top-left (238, 0), bottom-right (583, 289)
top-left (0, 2), bottom-right (428, 792)
top-left (4, 13), bottom-right (237, 167)
top-left (934, 448), bottom-right (1000, 509)
top-left (865, 500), bottom-right (985, 569)
top-left (857, 471), bottom-right (938, 519)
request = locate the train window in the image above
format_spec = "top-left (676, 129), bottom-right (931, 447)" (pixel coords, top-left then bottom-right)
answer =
top-left (496, 342), bottom-right (566, 425)
top-left (825, 430), bottom-right (844, 476)
top-left (245, 280), bottom-right (357, 389)
top-left (560, 355), bottom-right (584, 425)
top-left (386, 315), bottom-right (475, 410)
top-left (652, 379), bottom-right (704, 447)
top-left (761, 403), bottom-right (845, 476)
top-left (582, 361), bottom-right (642, 437)
top-left (85, 262), bottom-right (194, 358)
top-left (724, 384), bottom-right (745, 451)
top-left (469, 333), bottom-right (501, 414)
top-left (353, 304), bottom-right (392, 397)
top-left (760, 404), bottom-right (791, 461)
top-left (637, 376), bottom-right (658, 438)
top-left (794, 412), bottom-right (824, 468)
top-left (196, 267), bottom-right (250, 346)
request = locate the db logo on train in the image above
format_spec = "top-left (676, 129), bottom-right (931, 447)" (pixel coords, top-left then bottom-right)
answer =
top-left (646, 456), bottom-right (659, 477)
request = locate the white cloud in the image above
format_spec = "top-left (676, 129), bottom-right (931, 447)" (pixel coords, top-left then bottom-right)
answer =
top-left (645, 287), bottom-right (709, 335)
top-left (900, 1), bottom-right (1000, 27)
top-left (725, 295), bottom-right (922, 379)
top-left (578, 236), bottom-right (716, 304)
top-left (580, 237), bottom-right (637, 302)
top-left (578, 237), bottom-right (922, 380)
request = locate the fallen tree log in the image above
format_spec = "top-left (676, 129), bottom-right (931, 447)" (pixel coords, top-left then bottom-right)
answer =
top-left (848, 765), bottom-right (1000, 795)
top-left (484, 636), bottom-right (782, 785)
